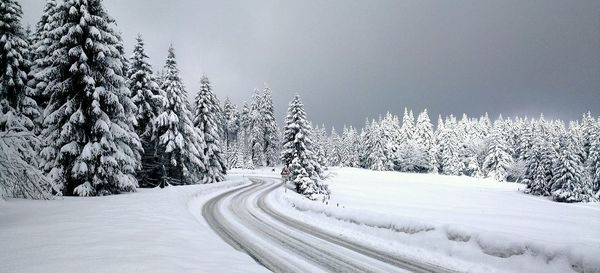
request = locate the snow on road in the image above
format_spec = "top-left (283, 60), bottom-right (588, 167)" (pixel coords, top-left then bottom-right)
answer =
top-left (270, 167), bottom-right (600, 273)
top-left (202, 177), bottom-right (453, 273)
top-left (0, 175), bottom-right (268, 273)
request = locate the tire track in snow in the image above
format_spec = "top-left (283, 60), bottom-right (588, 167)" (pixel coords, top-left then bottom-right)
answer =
top-left (203, 177), bottom-right (456, 273)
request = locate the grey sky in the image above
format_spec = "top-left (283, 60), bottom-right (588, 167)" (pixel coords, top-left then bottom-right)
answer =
top-left (21, 0), bottom-right (600, 129)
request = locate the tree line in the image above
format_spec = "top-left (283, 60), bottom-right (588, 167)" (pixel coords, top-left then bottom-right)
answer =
top-left (313, 110), bottom-right (600, 202)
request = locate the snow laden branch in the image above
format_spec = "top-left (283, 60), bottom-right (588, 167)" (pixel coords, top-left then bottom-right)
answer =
top-left (0, 132), bottom-right (50, 200)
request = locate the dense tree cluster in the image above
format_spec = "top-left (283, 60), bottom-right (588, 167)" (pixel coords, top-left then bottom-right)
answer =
top-left (220, 85), bottom-right (280, 170)
top-left (0, 0), bottom-right (226, 198)
top-left (316, 110), bottom-right (599, 203)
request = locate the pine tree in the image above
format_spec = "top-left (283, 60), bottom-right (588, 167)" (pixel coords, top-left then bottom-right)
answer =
top-left (193, 75), bottom-right (226, 183)
top-left (281, 95), bottom-right (328, 200)
top-left (127, 34), bottom-right (165, 187)
top-left (415, 109), bottom-right (435, 172)
top-left (0, 0), bottom-right (38, 131)
top-left (39, 0), bottom-right (141, 196)
top-left (439, 116), bottom-right (463, 175)
top-left (246, 89), bottom-right (265, 166)
top-left (399, 108), bottom-right (414, 143)
top-left (155, 46), bottom-right (205, 185)
top-left (340, 126), bottom-right (359, 167)
top-left (261, 85), bottom-right (279, 166)
top-left (586, 120), bottom-right (600, 197)
top-left (222, 98), bottom-right (241, 168)
top-left (581, 112), bottom-right (595, 159)
top-left (524, 125), bottom-right (552, 195)
top-left (380, 113), bottom-right (401, 170)
top-left (312, 124), bottom-right (329, 169)
top-left (27, 0), bottom-right (57, 117)
top-left (328, 126), bottom-right (342, 166)
top-left (551, 135), bottom-right (592, 202)
top-left (222, 97), bottom-right (240, 150)
top-left (515, 118), bottom-right (533, 161)
top-left (365, 120), bottom-right (387, 171)
top-left (483, 120), bottom-right (513, 181)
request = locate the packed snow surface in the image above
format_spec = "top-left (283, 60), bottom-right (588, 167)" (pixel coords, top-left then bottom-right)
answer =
top-left (0, 175), bottom-right (268, 273)
top-left (272, 167), bottom-right (600, 272)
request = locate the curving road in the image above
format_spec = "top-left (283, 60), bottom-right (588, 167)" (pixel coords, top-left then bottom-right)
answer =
top-left (202, 177), bottom-right (456, 273)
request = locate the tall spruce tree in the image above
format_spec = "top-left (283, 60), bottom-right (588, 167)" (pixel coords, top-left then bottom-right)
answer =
top-left (247, 89), bottom-right (265, 166)
top-left (27, 0), bottom-right (59, 114)
top-left (39, 0), bottom-right (141, 196)
top-left (128, 34), bottom-right (166, 187)
top-left (281, 95), bottom-right (328, 200)
top-left (155, 46), bottom-right (205, 185)
top-left (193, 75), bottom-right (226, 183)
top-left (261, 85), bottom-right (279, 166)
top-left (0, 0), bottom-right (38, 131)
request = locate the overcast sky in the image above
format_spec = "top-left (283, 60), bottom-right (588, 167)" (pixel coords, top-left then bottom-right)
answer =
top-left (21, 0), bottom-right (600, 128)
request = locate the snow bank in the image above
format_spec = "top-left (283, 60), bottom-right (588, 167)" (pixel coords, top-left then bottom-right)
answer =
top-left (0, 176), bottom-right (268, 273)
top-left (270, 168), bottom-right (600, 273)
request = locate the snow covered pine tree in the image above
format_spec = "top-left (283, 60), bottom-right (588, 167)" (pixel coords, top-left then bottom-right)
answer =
top-left (281, 95), bottom-right (329, 200)
top-left (39, 0), bottom-right (141, 196)
top-left (0, 0), bottom-right (48, 199)
top-left (551, 135), bottom-right (593, 202)
top-left (193, 75), bottom-right (226, 183)
top-left (260, 85), bottom-right (279, 167)
top-left (27, 0), bottom-right (58, 116)
top-left (155, 46), bottom-right (206, 185)
top-left (128, 34), bottom-right (166, 187)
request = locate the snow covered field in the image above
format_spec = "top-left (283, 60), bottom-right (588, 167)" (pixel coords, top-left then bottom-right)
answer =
top-left (0, 175), bottom-right (267, 273)
top-left (271, 168), bottom-right (600, 273)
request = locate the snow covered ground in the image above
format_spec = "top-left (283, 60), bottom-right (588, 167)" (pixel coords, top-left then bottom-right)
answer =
top-left (271, 167), bottom-right (600, 273)
top-left (2, 168), bottom-right (599, 273)
top-left (0, 175), bottom-right (268, 273)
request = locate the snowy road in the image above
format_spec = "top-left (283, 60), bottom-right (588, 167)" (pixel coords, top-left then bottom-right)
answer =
top-left (202, 177), bottom-right (455, 273)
